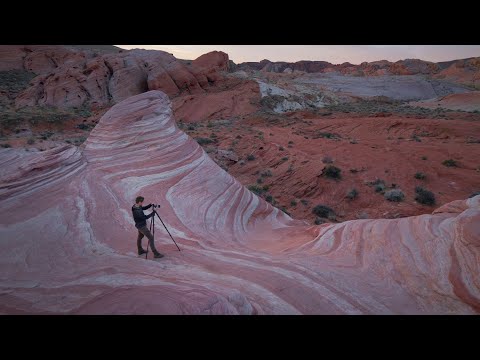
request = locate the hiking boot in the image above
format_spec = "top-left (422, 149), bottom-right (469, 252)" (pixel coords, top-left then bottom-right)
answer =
top-left (153, 252), bottom-right (164, 259)
top-left (138, 249), bottom-right (147, 255)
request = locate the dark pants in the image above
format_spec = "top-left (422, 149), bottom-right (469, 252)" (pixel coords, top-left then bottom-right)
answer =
top-left (137, 225), bottom-right (159, 254)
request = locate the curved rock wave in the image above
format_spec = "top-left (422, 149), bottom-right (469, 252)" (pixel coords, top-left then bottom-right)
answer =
top-left (0, 90), bottom-right (478, 314)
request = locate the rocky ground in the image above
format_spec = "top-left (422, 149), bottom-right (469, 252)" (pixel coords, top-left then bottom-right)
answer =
top-left (180, 103), bottom-right (480, 223)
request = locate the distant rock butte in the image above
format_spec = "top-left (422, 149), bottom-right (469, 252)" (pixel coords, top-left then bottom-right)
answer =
top-left (0, 90), bottom-right (478, 314)
top-left (235, 56), bottom-right (480, 86)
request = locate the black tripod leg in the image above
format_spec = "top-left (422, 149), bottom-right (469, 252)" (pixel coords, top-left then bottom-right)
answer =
top-left (152, 214), bottom-right (155, 254)
top-left (155, 211), bottom-right (181, 251)
top-left (146, 216), bottom-right (153, 260)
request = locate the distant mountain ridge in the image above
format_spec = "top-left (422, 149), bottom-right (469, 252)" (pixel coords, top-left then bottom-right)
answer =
top-left (233, 56), bottom-right (480, 88)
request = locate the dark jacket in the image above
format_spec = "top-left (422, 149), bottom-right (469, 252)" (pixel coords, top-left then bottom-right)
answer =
top-left (132, 204), bottom-right (154, 229)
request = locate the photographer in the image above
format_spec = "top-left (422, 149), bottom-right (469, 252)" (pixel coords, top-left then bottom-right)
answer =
top-left (131, 196), bottom-right (164, 258)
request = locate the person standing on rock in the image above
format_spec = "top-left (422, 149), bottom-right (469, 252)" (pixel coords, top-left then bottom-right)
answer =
top-left (132, 196), bottom-right (164, 258)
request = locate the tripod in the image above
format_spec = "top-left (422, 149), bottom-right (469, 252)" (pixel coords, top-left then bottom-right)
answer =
top-left (146, 209), bottom-right (181, 259)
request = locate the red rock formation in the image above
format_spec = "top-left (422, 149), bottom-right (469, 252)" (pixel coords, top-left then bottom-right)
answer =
top-left (0, 45), bottom-right (29, 71)
top-left (147, 63), bottom-right (183, 97)
top-left (192, 51), bottom-right (229, 72)
top-left (236, 59), bottom-right (466, 76)
top-left (435, 57), bottom-right (480, 88)
top-left (410, 91), bottom-right (480, 112)
top-left (24, 47), bottom-right (86, 74)
top-left (172, 79), bottom-right (260, 122)
top-left (396, 58), bottom-right (439, 74)
top-left (6, 46), bottom-right (479, 111)
top-left (10, 47), bottom-right (230, 108)
top-left (0, 45), bottom-right (89, 73)
top-left (0, 90), bottom-right (478, 314)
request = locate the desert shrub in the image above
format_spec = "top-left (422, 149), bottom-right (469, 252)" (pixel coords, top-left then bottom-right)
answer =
top-left (369, 179), bottom-right (386, 192)
top-left (415, 187), bottom-right (435, 205)
top-left (384, 189), bottom-right (405, 202)
top-left (322, 165), bottom-right (341, 179)
top-left (317, 132), bottom-right (339, 139)
top-left (256, 178), bottom-right (263, 184)
top-left (290, 200), bottom-right (297, 206)
top-left (281, 157), bottom-right (289, 161)
top-left (261, 169), bottom-right (273, 177)
top-left (1, 143), bottom-right (12, 148)
top-left (421, 156), bottom-right (427, 160)
top-left (312, 205), bottom-right (335, 219)
top-left (0, 70), bottom-right (37, 94)
top-left (469, 191), bottom-right (480, 198)
top-left (73, 105), bottom-right (92, 118)
top-left (1, 105), bottom-right (77, 128)
top-left (247, 154), bottom-right (255, 161)
top-left (414, 172), bottom-right (426, 180)
top-left (75, 136), bottom-right (87, 145)
top-left (442, 159), bottom-right (457, 167)
top-left (196, 137), bottom-right (214, 145)
top-left (346, 188), bottom-right (358, 200)
top-left (248, 185), bottom-right (265, 195)
top-left (300, 199), bottom-right (308, 206)
top-left (77, 123), bottom-right (92, 130)
top-left (314, 217), bottom-right (327, 225)
top-left (279, 146), bottom-right (284, 151)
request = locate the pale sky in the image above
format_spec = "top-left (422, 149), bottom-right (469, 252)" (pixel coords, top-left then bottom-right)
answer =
top-left (116, 45), bottom-right (480, 64)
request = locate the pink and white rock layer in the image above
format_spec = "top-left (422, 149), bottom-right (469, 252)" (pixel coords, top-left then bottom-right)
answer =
top-left (0, 91), bottom-right (478, 314)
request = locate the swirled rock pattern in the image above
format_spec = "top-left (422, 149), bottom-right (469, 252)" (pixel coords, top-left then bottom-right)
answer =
top-left (0, 90), bottom-right (478, 314)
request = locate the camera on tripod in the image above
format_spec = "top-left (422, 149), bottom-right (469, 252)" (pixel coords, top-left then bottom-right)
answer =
top-left (152, 204), bottom-right (160, 209)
